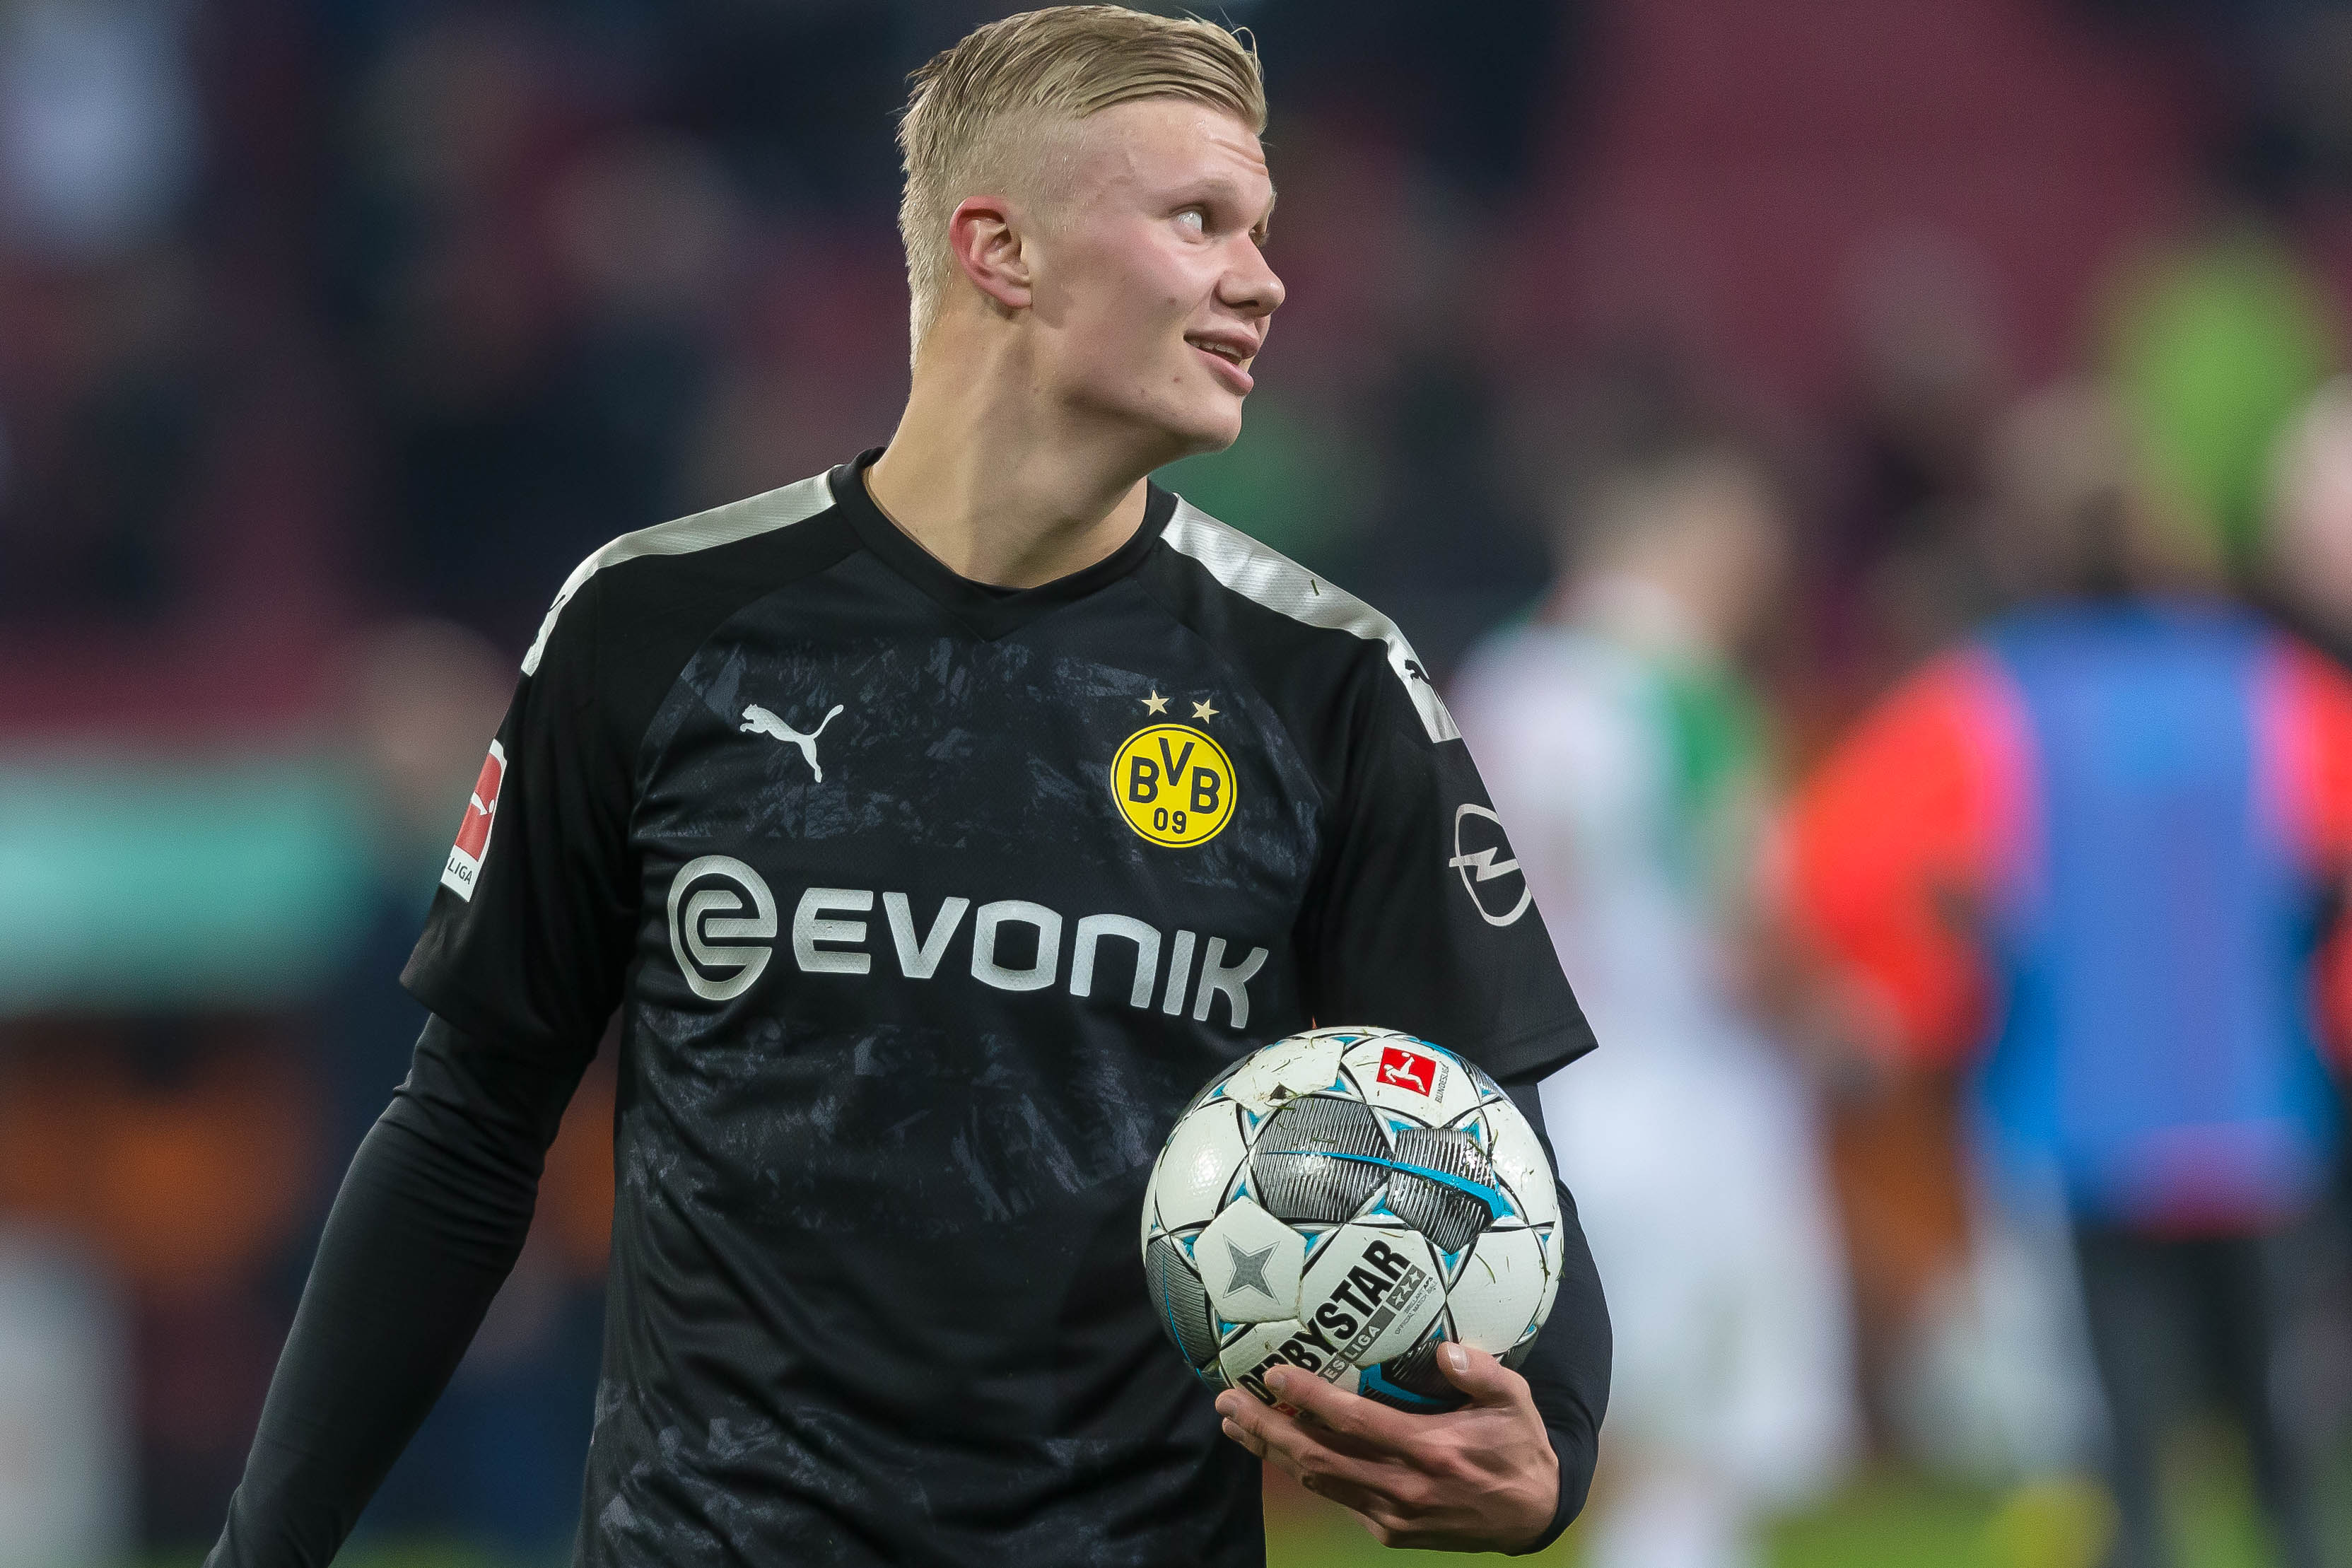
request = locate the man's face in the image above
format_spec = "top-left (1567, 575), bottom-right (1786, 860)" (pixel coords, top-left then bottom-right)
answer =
top-left (1029, 98), bottom-right (1283, 459)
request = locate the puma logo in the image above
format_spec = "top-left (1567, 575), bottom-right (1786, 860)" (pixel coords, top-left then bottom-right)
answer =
top-left (740, 703), bottom-right (845, 782)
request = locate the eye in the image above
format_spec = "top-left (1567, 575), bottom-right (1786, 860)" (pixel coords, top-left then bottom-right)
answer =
top-left (1175, 207), bottom-right (1207, 237)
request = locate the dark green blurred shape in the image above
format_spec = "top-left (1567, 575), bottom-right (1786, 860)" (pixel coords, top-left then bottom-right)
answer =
top-left (1156, 389), bottom-right (1370, 568)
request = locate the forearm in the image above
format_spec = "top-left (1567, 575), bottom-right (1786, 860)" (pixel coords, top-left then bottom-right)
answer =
top-left (1501, 1075), bottom-right (1611, 1554)
top-left (205, 1015), bottom-right (585, 1567)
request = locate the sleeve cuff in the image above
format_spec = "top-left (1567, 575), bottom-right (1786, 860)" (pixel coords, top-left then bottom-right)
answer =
top-left (1473, 1013), bottom-right (1599, 1086)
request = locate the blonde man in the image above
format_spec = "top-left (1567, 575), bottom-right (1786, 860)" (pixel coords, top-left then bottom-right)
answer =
top-left (206, 9), bottom-right (1607, 1564)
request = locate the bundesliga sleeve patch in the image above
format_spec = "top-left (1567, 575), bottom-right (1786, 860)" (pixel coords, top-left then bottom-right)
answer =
top-left (441, 739), bottom-right (507, 901)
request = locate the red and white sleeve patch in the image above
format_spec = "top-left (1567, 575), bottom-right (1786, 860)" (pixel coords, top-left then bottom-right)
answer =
top-left (441, 739), bottom-right (507, 901)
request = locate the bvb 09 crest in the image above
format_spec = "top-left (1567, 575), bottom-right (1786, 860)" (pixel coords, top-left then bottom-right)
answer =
top-left (1113, 723), bottom-right (1236, 848)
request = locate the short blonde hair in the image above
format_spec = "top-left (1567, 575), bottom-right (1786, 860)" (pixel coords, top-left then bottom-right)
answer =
top-left (896, 6), bottom-right (1265, 358)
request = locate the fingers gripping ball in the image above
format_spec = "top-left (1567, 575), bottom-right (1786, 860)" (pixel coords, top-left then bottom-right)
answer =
top-left (1140, 1026), bottom-right (1562, 1412)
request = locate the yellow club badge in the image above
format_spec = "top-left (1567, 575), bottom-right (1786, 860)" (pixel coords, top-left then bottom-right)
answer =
top-left (1113, 720), bottom-right (1236, 848)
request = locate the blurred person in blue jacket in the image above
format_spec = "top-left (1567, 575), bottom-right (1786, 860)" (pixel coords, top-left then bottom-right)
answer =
top-left (1784, 385), bottom-right (2352, 1568)
top-left (1451, 434), bottom-right (1856, 1568)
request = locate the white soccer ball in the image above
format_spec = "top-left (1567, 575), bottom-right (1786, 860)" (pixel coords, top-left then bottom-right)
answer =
top-left (1140, 1026), bottom-right (1562, 1412)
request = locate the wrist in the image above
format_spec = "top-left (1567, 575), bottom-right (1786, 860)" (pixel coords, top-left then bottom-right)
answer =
top-left (1502, 1430), bottom-right (1566, 1555)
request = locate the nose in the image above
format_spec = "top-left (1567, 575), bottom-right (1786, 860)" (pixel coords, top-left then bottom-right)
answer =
top-left (1221, 237), bottom-right (1285, 320)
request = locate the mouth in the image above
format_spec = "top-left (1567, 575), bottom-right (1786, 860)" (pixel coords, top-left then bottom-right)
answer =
top-left (1186, 334), bottom-right (1256, 393)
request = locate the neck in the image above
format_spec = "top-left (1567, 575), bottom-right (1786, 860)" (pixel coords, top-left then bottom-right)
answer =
top-left (865, 325), bottom-right (1164, 589)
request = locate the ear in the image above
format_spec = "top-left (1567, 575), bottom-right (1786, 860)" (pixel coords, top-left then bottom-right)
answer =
top-left (947, 194), bottom-right (1034, 315)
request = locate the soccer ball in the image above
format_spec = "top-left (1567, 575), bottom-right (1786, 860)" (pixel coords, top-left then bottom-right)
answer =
top-left (1140, 1026), bottom-right (1562, 1412)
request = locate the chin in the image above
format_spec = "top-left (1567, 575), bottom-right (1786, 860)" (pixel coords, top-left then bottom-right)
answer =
top-left (1156, 397), bottom-right (1245, 460)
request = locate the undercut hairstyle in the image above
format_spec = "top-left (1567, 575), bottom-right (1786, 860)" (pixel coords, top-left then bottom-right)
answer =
top-left (896, 6), bottom-right (1265, 361)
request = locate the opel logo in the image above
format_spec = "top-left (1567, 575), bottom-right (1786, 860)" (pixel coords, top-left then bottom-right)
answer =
top-left (1447, 804), bottom-right (1532, 927)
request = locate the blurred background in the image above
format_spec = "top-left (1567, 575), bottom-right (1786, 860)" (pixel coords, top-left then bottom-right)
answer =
top-left (7, 0), bottom-right (2352, 1563)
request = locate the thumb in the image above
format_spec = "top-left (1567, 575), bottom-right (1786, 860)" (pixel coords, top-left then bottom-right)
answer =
top-left (1435, 1340), bottom-right (1523, 1405)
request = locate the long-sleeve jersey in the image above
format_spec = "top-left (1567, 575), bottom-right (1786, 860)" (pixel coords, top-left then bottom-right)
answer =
top-left (208, 452), bottom-right (1610, 1566)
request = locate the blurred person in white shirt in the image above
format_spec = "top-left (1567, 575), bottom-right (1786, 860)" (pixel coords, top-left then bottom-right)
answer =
top-left (1449, 433), bottom-right (1855, 1568)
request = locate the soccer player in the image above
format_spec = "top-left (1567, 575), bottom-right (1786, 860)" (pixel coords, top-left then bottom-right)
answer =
top-left (205, 8), bottom-right (1609, 1564)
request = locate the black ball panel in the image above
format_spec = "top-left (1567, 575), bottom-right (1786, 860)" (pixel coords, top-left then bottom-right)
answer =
top-left (1385, 1127), bottom-right (1497, 1256)
top-left (1365, 1332), bottom-right (1469, 1414)
top-left (1144, 1235), bottom-right (1221, 1369)
top-left (1251, 1096), bottom-right (1388, 1226)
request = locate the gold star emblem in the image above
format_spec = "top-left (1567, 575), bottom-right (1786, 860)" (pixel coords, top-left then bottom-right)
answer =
top-left (1142, 689), bottom-right (1169, 715)
top-left (1192, 698), bottom-right (1219, 723)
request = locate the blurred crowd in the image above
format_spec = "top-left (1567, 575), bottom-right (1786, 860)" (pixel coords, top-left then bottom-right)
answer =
top-left (11, 0), bottom-right (2352, 1563)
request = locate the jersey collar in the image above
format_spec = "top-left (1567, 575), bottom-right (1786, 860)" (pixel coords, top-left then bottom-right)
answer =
top-left (829, 448), bottom-right (1176, 640)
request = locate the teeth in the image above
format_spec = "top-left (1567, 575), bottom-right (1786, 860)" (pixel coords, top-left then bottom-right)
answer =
top-left (1194, 341), bottom-right (1243, 363)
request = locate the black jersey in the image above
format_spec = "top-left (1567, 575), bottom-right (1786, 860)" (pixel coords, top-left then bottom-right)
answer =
top-left (402, 450), bottom-right (1597, 1566)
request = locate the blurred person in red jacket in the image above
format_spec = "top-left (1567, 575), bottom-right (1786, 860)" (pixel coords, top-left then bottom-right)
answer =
top-left (1781, 385), bottom-right (2351, 1568)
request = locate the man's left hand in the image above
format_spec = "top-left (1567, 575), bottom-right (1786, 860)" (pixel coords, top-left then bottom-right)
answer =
top-left (1213, 1342), bottom-right (1557, 1552)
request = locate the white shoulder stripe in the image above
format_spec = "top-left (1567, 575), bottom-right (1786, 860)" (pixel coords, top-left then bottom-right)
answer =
top-left (522, 472), bottom-right (836, 674)
top-left (1162, 498), bottom-right (1459, 743)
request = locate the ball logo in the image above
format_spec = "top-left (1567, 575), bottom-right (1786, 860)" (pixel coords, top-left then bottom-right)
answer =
top-left (440, 740), bottom-right (507, 902)
top-left (1111, 723), bottom-right (1236, 848)
top-left (1234, 1236), bottom-right (1436, 1407)
top-left (1448, 803), bottom-right (1533, 927)
top-left (667, 855), bottom-right (778, 1002)
top-left (1375, 1046), bottom-right (1437, 1097)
